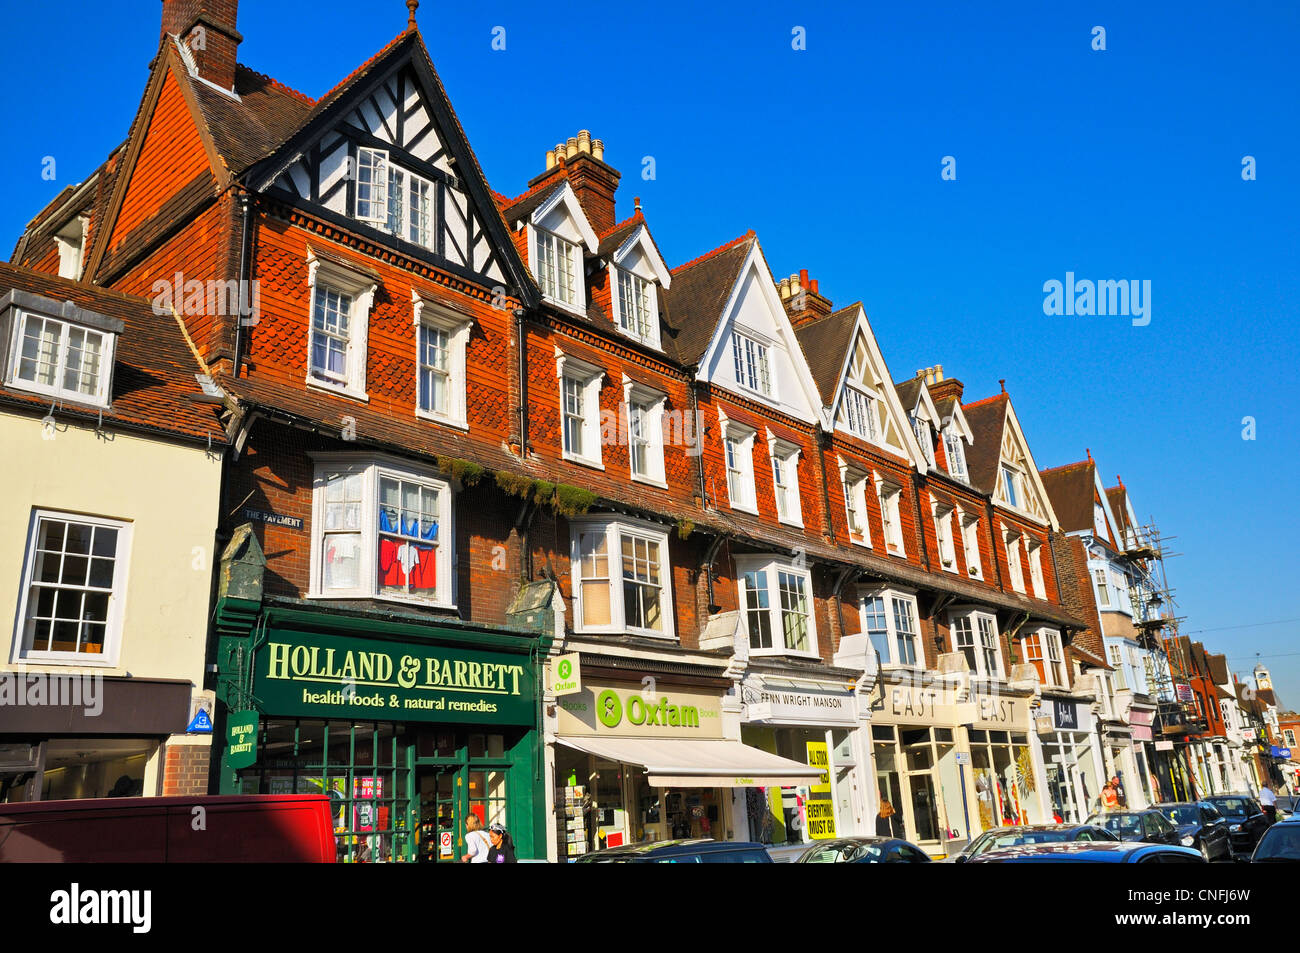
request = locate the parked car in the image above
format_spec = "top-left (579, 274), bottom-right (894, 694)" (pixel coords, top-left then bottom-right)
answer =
top-left (572, 839), bottom-right (772, 863)
top-left (1251, 818), bottom-right (1300, 862)
top-left (0, 795), bottom-right (337, 862)
top-left (948, 824), bottom-right (1117, 863)
top-left (1150, 801), bottom-right (1232, 862)
top-left (795, 836), bottom-right (931, 863)
top-left (1204, 794), bottom-right (1270, 860)
top-left (968, 841), bottom-right (1205, 863)
top-left (1085, 809), bottom-right (1181, 846)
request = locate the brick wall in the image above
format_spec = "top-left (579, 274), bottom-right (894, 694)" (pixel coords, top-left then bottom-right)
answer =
top-left (161, 743), bottom-right (211, 796)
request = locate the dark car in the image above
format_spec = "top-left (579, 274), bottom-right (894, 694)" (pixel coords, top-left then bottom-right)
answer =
top-left (1151, 802), bottom-right (1232, 862)
top-left (1273, 796), bottom-right (1296, 820)
top-left (969, 841), bottom-right (1205, 864)
top-left (949, 824), bottom-right (1117, 863)
top-left (1252, 818), bottom-right (1300, 862)
top-left (795, 836), bottom-right (931, 863)
top-left (1086, 809), bottom-right (1181, 846)
top-left (1204, 795), bottom-right (1270, 860)
top-left (571, 839), bottom-right (772, 863)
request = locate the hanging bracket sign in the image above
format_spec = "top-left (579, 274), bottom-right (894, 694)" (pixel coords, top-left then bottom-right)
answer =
top-left (552, 653), bottom-right (582, 697)
top-left (226, 710), bottom-right (260, 770)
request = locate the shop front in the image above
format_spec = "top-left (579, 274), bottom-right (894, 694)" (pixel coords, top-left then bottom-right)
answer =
top-left (868, 676), bottom-right (967, 854)
top-left (214, 600), bottom-right (543, 863)
top-left (1129, 707), bottom-right (1159, 807)
top-left (738, 671), bottom-right (866, 859)
top-left (961, 685), bottom-right (1044, 834)
top-left (552, 674), bottom-right (822, 860)
top-left (1037, 696), bottom-right (1105, 823)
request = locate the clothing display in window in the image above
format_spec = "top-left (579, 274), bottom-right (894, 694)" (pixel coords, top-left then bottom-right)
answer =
top-left (378, 509), bottom-right (437, 591)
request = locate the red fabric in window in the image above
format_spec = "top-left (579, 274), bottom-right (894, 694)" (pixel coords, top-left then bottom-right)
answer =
top-left (378, 538), bottom-right (437, 591)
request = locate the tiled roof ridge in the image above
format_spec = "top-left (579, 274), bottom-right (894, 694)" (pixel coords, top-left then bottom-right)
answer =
top-left (500, 177), bottom-right (560, 212)
top-left (235, 63), bottom-right (315, 106)
top-left (599, 209), bottom-right (645, 239)
top-left (671, 230), bottom-right (754, 275)
top-left (963, 393), bottom-right (1008, 411)
top-left (1040, 459), bottom-right (1093, 474)
top-left (0, 260), bottom-right (171, 310)
top-left (313, 30), bottom-right (411, 107)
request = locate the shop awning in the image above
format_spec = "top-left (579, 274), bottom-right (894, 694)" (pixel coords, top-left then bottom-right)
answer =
top-left (557, 737), bottom-right (825, 788)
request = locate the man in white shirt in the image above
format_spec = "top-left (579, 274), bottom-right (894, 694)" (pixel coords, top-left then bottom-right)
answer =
top-left (462, 813), bottom-right (492, 863)
top-left (1260, 783), bottom-right (1277, 824)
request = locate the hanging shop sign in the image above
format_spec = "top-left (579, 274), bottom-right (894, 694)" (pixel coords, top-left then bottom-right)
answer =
top-left (1130, 709), bottom-right (1154, 742)
top-left (253, 630), bottom-right (535, 726)
top-left (1272, 746), bottom-right (1292, 760)
top-left (557, 679), bottom-right (724, 739)
top-left (805, 741), bottom-right (837, 839)
top-left (552, 654), bottom-right (582, 697)
top-left (226, 710), bottom-right (260, 769)
top-left (1175, 683), bottom-right (1195, 704)
top-left (742, 677), bottom-right (858, 727)
top-left (1155, 740), bottom-right (1174, 751)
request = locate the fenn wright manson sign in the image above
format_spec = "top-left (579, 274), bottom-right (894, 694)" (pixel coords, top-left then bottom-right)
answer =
top-left (254, 631), bottom-right (535, 726)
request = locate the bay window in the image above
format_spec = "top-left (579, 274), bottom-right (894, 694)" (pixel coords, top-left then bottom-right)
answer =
top-left (310, 457), bottom-right (454, 607)
top-left (571, 519), bottom-right (673, 638)
top-left (306, 252), bottom-right (377, 400)
top-left (860, 589), bottom-right (920, 667)
top-left (738, 558), bottom-right (816, 656)
top-left (14, 510), bottom-right (131, 665)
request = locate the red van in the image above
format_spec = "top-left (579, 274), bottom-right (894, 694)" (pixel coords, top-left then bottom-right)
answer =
top-left (0, 795), bottom-right (336, 862)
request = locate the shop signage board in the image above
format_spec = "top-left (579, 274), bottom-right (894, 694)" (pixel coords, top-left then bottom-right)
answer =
top-left (869, 678), bottom-right (958, 726)
top-left (552, 653), bottom-right (582, 697)
top-left (804, 742), bottom-right (836, 839)
top-left (557, 679), bottom-right (724, 739)
top-left (743, 678), bottom-right (858, 727)
top-left (226, 710), bottom-right (259, 769)
top-left (1052, 700), bottom-right (1079, 730)
top-left (967, 689), bottom-right (1031, 730)
top-left (253, 630), bottom-right (535, 725)
top-left (1273, 746), bottom-right (1292, 759)
top-left (1155, 740), bottom-right (1174, 751)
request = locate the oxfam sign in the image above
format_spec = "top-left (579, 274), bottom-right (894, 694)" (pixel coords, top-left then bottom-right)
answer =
top-left (596, 689), bottom-right (701, 730)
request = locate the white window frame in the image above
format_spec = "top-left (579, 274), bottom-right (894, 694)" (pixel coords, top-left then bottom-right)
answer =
top-left (720, 412), bottom-right (757, 514)
top-left (999, 464), bottom-right (1021, 509)
top-left (766, 431), bottom-right (803, 527)
top-left (1286, 729), bottom-right (1297, 748)
top-left (1023, 627), bottom-right (1066, 688)
top-left (912, 414), bottom-right (935, 467)
top-left (570, 518), bottom-right (675, 640)
top-left (838, 459), bottom-right (871, 548)
top-left (842, 384), bottom-right (878, 443)
top-left (12, 510), bottom-right (132, 668)
top-left (736, 556), bottom-right (818, 659)
top-left (354, 148), bottom-right (435, 248)
top-left (1093, 568), bottom-right (1111, 607)
top-left (412, 291), bottom-right (470, 430)
top-left (730, 331), bottom-right (773, 398)
top-left (950, 609), bottom-right (1002, 678)
top-left (613, 266), bottom-right (659, 348)
top-left (859, 589), bottom-right (921, 668)
top-left (308, 455), bottom-right (455, 609)
top-left (532, 225), bottom-right (582, 310)
top-left (556, 352), bottom-right (605, 469)
top-left (932, 501), bottom-right (957, 572)
top-left (1027, 539), bottom-right (1046, 599)
top-left (959, 509), bottom-right (982, 580)
top-left (1003, 529), bottom-right (1026, 593)
top-left (305, 252), bottom-right (377, 402)
top-left (624, 377), bottom-right (666, 487)
top-left (943, 423), bottom-right (968, 481)
top-left (875, 475), bottom-right (905, 556)
top-left (5, 309), bottom-right (115, 408)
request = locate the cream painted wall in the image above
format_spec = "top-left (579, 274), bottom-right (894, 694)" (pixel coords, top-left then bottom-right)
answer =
top-left (1, 411), bottom-right (221, 688)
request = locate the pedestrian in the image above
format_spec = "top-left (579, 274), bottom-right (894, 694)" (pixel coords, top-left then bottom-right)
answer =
top-left (487, 822), bottom-right (518, 863)
top-left (875, 795), bottom-right (901, 838)
top-left (1260, 783), bottom-right (1278, 825)
top-left (1101, 780), bottom-right (1119, 812)
top-left (461, 813), bottom-right (492, 863)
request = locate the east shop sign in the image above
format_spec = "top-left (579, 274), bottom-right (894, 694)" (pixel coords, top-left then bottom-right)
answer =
top-left (253, 631), bottom-right (535, 726)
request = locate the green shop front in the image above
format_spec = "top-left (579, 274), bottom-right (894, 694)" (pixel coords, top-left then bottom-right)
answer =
top-left (215, 598), bottom-right (545, 863)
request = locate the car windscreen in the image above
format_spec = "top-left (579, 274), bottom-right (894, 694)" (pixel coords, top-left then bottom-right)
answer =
top-left (1163, 806), bottom-right (1200, 827)
top-left (1255, 826), bottom-right (1300, 861)
top-left (1096, 815), bottom-right (1143, 836)
top-left (1211, 798), bottom-right (1256, 818)
top-left (983, 830), bottom-right (1072, 853)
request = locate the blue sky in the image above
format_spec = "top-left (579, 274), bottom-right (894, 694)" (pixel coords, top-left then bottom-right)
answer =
top-left (3, 2), bottom-right (1297, 701)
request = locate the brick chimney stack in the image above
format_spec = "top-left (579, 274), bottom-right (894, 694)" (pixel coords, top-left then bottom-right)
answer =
top-left (161, 0), bottom-right (242, 92)
top-left (530, 130), bottom-right (620, 234)
top-left (927, 371), bottom-right (965, 403)
top-left (778, 268), bottom-right (834, 329)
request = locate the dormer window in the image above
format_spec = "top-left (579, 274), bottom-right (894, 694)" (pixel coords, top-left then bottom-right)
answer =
top-left (844, 386), bottom-right (878, 441)
top-left (55, 216), bottom-right (88, 281)
top-left (731, 332), bottom-right (772, 397)
top-left (615, 268), bottom-right (657, 346)
top-left (1000, 464), bottom-right (1020, 508)
top-left (943, 424), bottom-right (968, 481)
top-left (912, 415), bottom-right (935, 466)
top-left (1, 290), bottom-right (121, 409)
top-left (534, 227), bottom-right (580, 308)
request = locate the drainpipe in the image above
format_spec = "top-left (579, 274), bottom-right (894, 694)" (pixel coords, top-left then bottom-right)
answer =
top-left (515, 307), bottom-right (529, 456)
top-left (690, 372), bottom-right (706, 506)
top-left (910, 473), bottom-right (931, 572)
top-left (232, 190), bottom-right (253, 379)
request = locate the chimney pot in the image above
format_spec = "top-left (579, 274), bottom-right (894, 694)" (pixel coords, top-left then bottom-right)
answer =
top-left (565, 137), bottom-right (578, 159)
top-left (592, 139), bottom-right (605, 160)
top-left (577, 130), bottom-right (591, 154)
top-left (779, 278), bottom-right (791, 300)
top-left (810, 279), bottom-right (819, 295)
top-left (545, 149), bottom-right (555, 170)
top-left (934, 364), bottom-right (944, 382)
top-left (799, 268), bottom-right (809, 288)
top-left (917, 369), bottom-right (926, 379)
top-left (789, 273), bottom-right (802, 296)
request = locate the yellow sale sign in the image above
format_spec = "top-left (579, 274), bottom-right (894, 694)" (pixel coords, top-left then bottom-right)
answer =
top-left (805, 742), bottom-right (837, 839)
